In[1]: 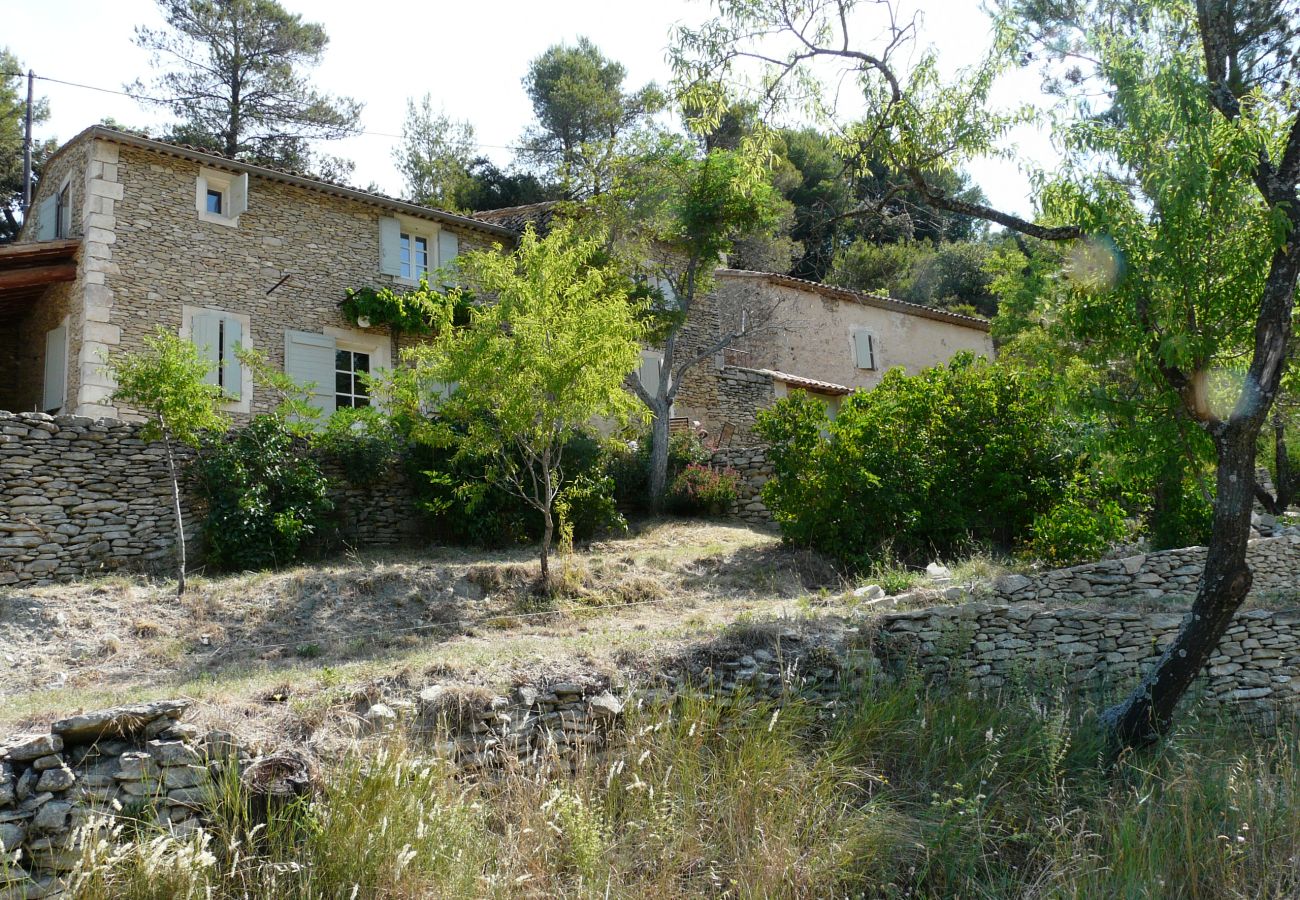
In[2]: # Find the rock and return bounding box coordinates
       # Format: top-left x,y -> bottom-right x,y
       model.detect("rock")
942,586 -> 966,602
14,769 -> 36,802
30,801 -> 72,833
994,573 -> 1032,594
926,562 -> 952,581
515,685 -> 538,707
3,735 -> 62,763
162,766 -> 207,790
114,752 -> 159,781
363,704 -> 398,732
0,822 -> 23,852
51,699 -> 189,745
853,584 -> 885,600
34,767 -> 74,793
30,756 -> 62,773
147,740 -> 200,767
587,692 -> 623,720
200,731 -> 239,762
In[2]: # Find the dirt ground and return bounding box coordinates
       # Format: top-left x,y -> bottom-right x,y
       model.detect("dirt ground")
0,521 -> 854,738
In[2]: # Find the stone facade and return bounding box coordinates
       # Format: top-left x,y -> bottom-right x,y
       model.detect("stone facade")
675,271 -> 995,438
8,126 -> 514,422
0,411 -> 420,587
991,535 -> 1300,604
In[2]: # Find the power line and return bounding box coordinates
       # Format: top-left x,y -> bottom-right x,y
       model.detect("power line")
2,69 -> 532,153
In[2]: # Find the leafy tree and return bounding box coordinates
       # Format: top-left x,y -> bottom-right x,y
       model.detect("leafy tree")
605,139 -> 787,508
130,0 -> 362,176
520,37 -> 662,197
393,95 -> 476,210
0,50 -> 56,242
830,238 -> 997,316
676,0 -> 1300,747
400,222 -> 643,583
108,328 -> 229,595
455,157 -> 557,212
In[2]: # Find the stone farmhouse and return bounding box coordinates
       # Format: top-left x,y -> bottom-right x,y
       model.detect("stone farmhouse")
0,125 -> 516,420
2,127 -> 989,436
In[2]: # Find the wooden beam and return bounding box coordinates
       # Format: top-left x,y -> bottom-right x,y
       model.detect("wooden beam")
0,263 -> 77,291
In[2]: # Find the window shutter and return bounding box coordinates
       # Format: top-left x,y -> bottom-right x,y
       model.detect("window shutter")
43,324 -> 67,412
35,195 -> 57,240
639,350 -> 662,397
284,329 -> 337,417
228,173 -> 249,217
853,331 -> 875,369
190,313 -> 222,386
438,230 -> 459,269
379,217 -> 402,276
221,316 -> 244,400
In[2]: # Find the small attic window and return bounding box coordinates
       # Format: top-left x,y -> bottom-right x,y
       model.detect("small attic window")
196,167 -> 247,226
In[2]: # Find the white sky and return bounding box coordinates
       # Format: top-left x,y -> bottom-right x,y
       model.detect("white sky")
6,0 -> 1055,217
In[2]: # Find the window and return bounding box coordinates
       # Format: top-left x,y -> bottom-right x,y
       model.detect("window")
184,306 -> 249,411
195,167 -> 248,226
400,233 -> 429,280
852,330 -> 877,370
335,349 -> 371,409
55,182 -> 71,238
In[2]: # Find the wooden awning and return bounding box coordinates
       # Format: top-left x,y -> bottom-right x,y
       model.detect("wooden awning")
0,239 -> 81,320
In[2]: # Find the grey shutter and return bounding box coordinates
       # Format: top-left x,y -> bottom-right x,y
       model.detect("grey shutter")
190,313 -> 222,386
42,324 -> 67,412
284,329 -> 337,417
379,217 -> 401,276
221,316 -> 244,400
853,331 -> 875,369
639,351 -> 661,397
35,195 -> 57,240
438,230 -> 459,269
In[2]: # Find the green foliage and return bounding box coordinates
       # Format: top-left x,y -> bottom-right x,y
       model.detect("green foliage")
341,278 -> 468,334
195,416 -> 332,571
830,238 -> 996,316
607,428 -> 712,512
757,355 -> 1096,566
108,328 -> 229,447
392,95 -> 477,210
1,50 -> 56,242
1029,474 -> 1130,565
314,406 -> 401,486
233,345 -> 320,434
667,463 -> 742,516
131,0 -> 362,174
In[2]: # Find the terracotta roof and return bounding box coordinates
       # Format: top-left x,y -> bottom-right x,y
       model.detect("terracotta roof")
717,269 -> 992,332
45,125 -> 518,240
471,201 -> 563,234
743,367 -> 852,396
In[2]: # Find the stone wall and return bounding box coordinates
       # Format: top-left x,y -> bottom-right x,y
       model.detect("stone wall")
0,411 -> 420,587
992,535 -> 1300,604
872,602 -> 1300,711
710,446 -> 773,524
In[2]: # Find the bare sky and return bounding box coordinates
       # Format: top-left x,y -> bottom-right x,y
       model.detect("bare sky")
7,0 -> 1055,217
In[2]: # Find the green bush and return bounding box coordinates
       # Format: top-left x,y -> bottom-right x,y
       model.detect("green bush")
196,415 -> 333,571
1029,475 -> 1129,565
667,463 -> 741,516
756,354 -> 1094,567
313,406 -> 402,485
609,426 -> 713,512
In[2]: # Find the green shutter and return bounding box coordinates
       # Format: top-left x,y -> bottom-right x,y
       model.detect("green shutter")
190,313 -> 222,386
221,316 -> 244,400
284,329 -> 337,417
43,324 -> 67,412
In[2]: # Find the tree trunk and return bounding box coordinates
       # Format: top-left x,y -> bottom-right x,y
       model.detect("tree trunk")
164,435 -> 187,597
648,400 -> 672,512
540,504 -> 553,586
1100,422 -> 1260,747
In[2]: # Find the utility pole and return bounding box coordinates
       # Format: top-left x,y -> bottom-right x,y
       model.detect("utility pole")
22,70 -> 33,216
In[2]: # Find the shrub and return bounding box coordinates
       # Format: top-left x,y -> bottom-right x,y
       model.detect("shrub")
195,416 -> 333,571
756,354 -> 1086,567
1029,475 -> 1129,565
667,463 -> 741,516
610,427 -> 713,512
314,406 -> 402,485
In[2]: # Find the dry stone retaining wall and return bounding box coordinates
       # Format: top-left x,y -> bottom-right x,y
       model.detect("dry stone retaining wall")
710,446 -> 773,524
0,411 -> 420,586
992,534 -> 1300,604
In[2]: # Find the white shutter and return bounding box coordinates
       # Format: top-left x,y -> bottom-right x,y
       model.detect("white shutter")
190,313 -> 222,386
228,172 -> 249,217
853,331 -> 875,369
35,195 -> 57,240
221,316 -> 244,400
639,350 -> 662,397
438,230 -> 459,269
43,324 -> 67,412
284,329 -> 337,417
379,217 -> 402,276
